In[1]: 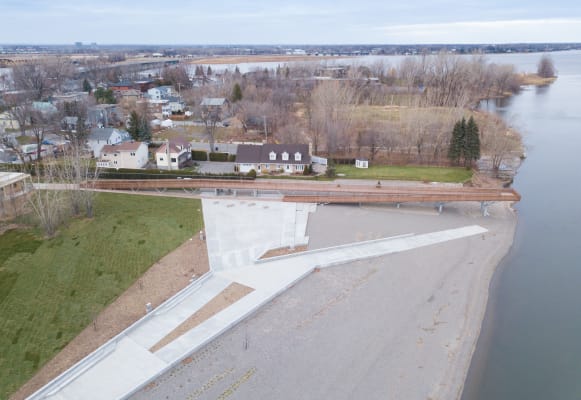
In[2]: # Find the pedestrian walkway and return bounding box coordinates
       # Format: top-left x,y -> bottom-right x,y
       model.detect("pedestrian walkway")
29,199 -> 487,400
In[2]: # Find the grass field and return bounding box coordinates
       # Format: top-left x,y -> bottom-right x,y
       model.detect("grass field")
0,193 -> 203,398
335,164 -> 473,183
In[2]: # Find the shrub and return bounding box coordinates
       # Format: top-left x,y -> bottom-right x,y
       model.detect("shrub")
325,162 -> 336,178
247,169 -> 257,178
228,154 -> 236,162
209,152 -> 229,162
191,150 -> 208,161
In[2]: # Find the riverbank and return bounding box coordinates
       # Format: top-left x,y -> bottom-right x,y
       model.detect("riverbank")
131,201 -> 517,400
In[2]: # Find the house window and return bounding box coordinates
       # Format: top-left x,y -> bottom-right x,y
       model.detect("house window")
130,152 -> 135,156
296,164 -> 304,171
113,160 -> 117,165
295,152 -> 302,161
265,164 -> 270,169
282,151 -> 289,161
103,153 -> 107,157
171,158 -> 177,163
114,153 -> 118,157
159,157 -> 164,161
286,164 -> 290,170
269,151 -> 276,161
277,164 -> 282,169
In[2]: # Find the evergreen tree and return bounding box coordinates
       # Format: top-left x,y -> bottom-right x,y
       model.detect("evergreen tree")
82,78 -> 92,93
94,87 -> 116,104
464,116 -> 481,166
231,83 -> 243,102
128,111 -> 140,141
448,118 -> 465,165
138,114 -> 151,142
206,66 -> 212,76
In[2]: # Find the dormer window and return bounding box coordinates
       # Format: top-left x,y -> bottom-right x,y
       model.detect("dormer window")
269,151 -> 276,161
294,152 -> 302,161
282,151 -> 289,161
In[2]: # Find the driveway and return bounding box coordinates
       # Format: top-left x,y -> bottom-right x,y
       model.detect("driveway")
196,161 -> 235,174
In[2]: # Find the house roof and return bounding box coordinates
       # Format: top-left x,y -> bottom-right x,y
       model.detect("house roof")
157,143 -> 181,154
200,97 -> 227,106
0,172 -> 29,188
101,142 -> 145,154
169,137 -> 190,147
236,144 -> 310,165
89,128 -> 119,141
109,81 -> 134,88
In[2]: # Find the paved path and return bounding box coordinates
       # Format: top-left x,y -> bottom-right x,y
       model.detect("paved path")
28,199 -> 487,400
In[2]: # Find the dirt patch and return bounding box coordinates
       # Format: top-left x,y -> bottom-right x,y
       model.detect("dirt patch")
149,283 -> 254,353
0,223 -> 23,235
11,235 -> 209,400
259,245 -> 308,259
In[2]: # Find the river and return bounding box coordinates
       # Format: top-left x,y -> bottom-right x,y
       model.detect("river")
462,50 -> 581,399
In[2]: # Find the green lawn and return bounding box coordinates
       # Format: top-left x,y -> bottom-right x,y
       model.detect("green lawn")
335,164 -> 473,183
0,193 -> 203,398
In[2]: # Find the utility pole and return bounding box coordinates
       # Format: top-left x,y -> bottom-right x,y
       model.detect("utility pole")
166,138 -> 171,171
263,115 -> 267,143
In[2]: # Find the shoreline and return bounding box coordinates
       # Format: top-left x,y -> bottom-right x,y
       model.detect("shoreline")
449,202 -> 518,399
130,201 -> 518,399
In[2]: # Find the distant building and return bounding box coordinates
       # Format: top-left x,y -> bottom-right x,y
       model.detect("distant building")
147,86 -> 173,100
355,158 -> 369,169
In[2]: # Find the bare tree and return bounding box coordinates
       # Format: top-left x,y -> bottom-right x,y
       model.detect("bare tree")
309,81 -> 358,155
29,107 -> 58,161
480,113 -> 522,173
537,54 -> 556,78
12,63 -> 49,101
199,101 -> 224,152
28,162 -> 67,237
58,100 -> 99,217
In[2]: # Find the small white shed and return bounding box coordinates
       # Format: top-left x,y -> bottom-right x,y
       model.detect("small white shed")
355,158 -> 369,168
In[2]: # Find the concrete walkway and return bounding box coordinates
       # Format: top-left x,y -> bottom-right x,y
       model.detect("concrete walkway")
28,199 -> 487,400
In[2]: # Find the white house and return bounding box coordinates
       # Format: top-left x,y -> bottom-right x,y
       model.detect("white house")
156,138 -> 192,170
236,144 -> 311,174
147,86 -> 173,100
97,142 -> 148,169
87,128 -> 124,157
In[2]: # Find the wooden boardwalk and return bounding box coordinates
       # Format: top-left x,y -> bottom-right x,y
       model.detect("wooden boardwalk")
90,178 -> 521,205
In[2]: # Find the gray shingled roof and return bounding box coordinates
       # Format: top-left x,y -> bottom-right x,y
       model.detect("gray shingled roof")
200,97 -> 227,107
236,144 -> 310,165
89,128 -> 117,141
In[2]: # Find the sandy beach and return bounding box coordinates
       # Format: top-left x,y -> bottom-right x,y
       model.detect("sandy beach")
132,201 -> 516,400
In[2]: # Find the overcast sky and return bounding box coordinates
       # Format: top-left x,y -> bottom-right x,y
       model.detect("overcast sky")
1,0 -> 581,45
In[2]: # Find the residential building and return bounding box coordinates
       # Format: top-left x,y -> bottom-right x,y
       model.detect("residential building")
87,127 -> 124,157
156,138 -> 192,169
200,97 -> 229,113
88,104 -> 121,128
0,172 -> 31,219
148,86 -> 173,100
97,142 -> 148,169
109,82 -> 135,94
236,143 -> 311,174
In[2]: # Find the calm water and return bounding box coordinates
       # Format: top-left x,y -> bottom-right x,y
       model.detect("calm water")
462,51 -> 581,399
